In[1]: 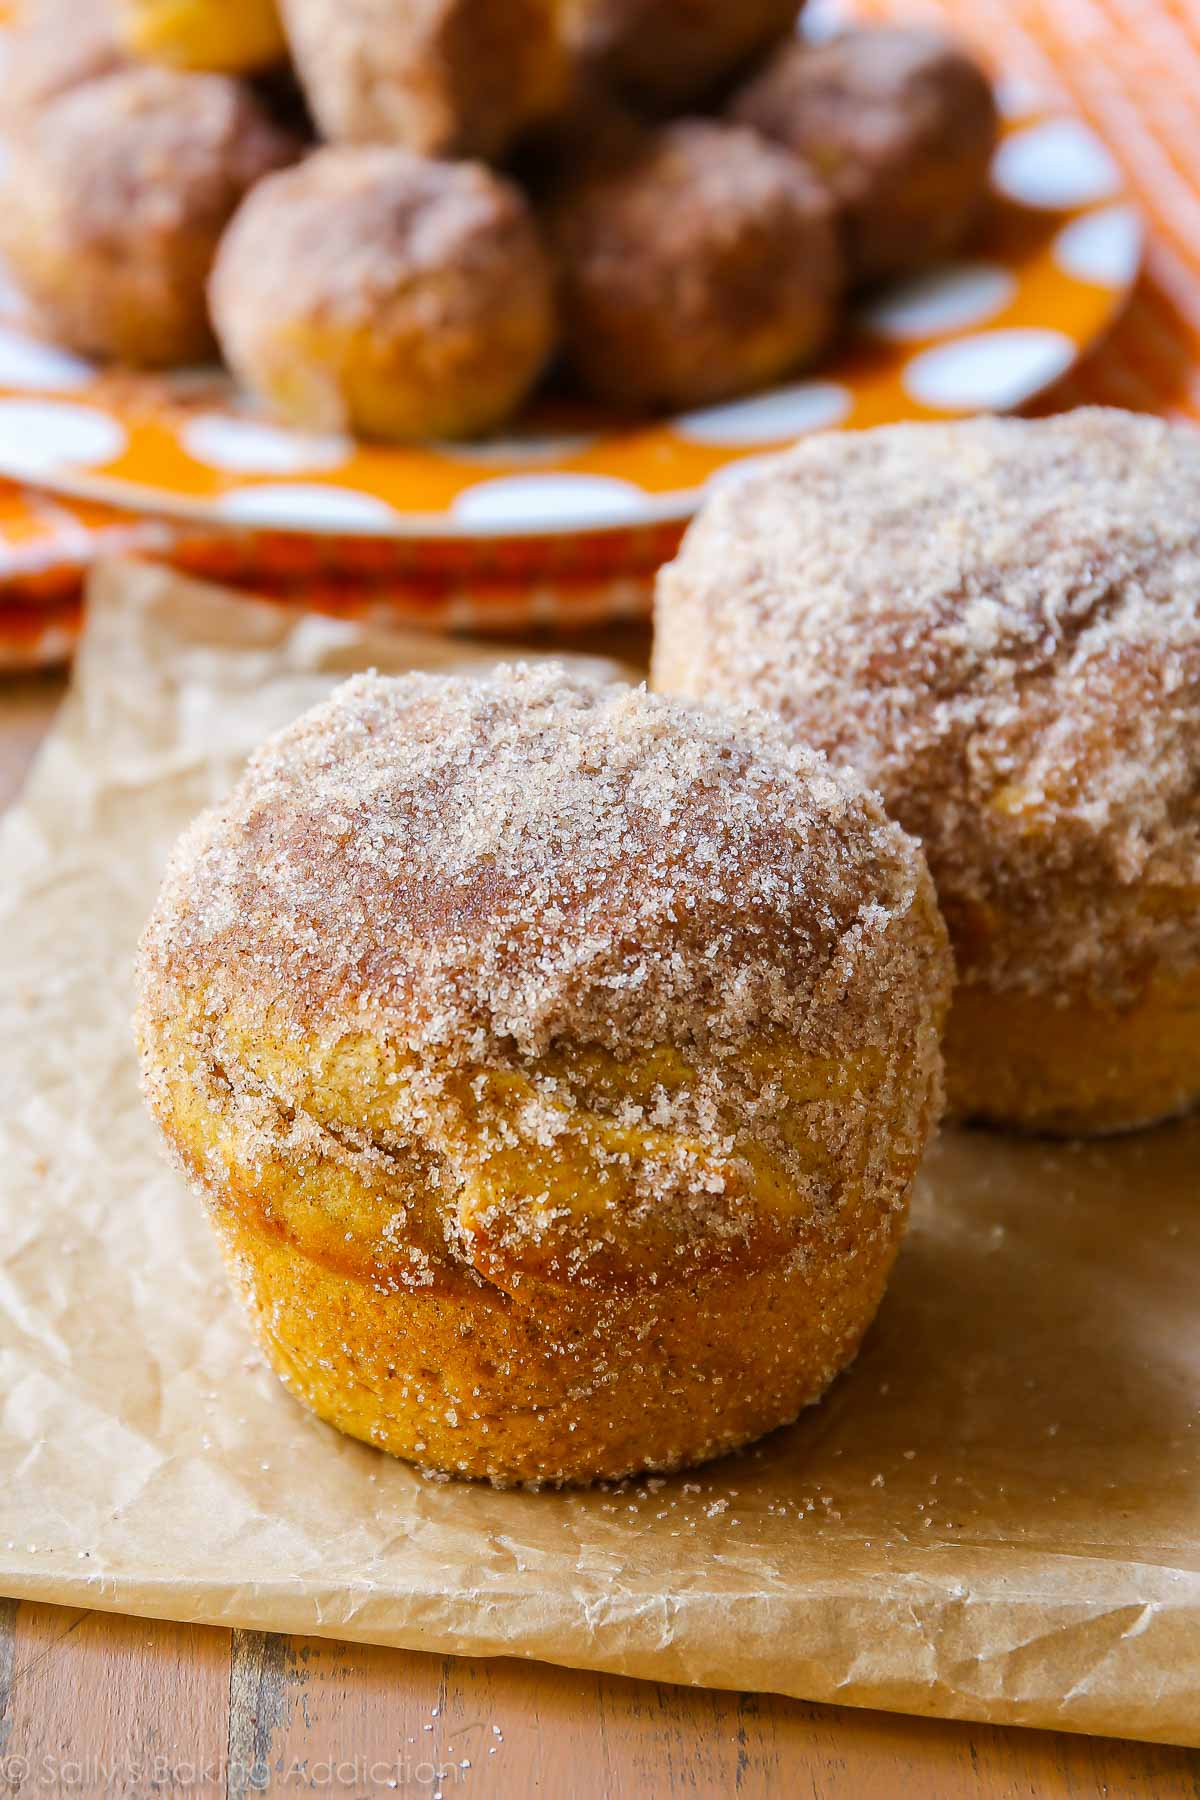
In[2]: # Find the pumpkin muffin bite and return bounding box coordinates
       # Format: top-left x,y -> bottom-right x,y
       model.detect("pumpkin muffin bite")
547,118 -> 842,411
210,145 -> 557,440
729,27 -> 997,284
564,0 -> 803,112
2,0 -> 127,120
278,0 -> 566,159
0,64 -> 297,365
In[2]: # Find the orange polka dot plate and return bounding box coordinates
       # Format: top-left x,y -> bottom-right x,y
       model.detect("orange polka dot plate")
0,87 -> 1139,544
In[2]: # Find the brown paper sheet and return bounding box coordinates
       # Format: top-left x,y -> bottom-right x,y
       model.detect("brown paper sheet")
2,560 -> 1198,1746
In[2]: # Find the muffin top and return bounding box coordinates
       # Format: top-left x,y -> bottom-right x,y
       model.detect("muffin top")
654,409 -> 1200,992
728,27 -> 997,206
564,0 -> 802,112
2,0 -> 128,118
548,117 -> 837,314
211,144 -> 550,328
138,662 -> 941,1065
7,64 -> 297,244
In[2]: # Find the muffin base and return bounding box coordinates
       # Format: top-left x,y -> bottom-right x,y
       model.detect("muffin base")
207,1175 -> 908,1487
945,965 -> 1200,1137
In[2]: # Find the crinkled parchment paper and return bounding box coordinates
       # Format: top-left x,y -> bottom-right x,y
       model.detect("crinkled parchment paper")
2,561 -> 1198,1746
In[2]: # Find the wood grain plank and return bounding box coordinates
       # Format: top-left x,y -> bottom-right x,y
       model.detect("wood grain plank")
227,1632 -> 297,1800
3,1602 -> 230,1797
216,1628 -> 1200,1800
0,1598 -> 17,1761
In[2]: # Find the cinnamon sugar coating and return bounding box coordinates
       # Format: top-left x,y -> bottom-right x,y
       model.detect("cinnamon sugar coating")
140,664 -> 942,1068
278,0 -> 565,160
0,64 -> 297,365
210,146 -> 556,439
729,27 -> 997,284
2,0 -> 127,119
654,410 -> 1200,1010
136,666 -> 950,1482
563,0 -> 803,112
547,119 -> 841,411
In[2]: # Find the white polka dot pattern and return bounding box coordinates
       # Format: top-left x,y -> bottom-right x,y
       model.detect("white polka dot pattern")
215,484 -> 398,529
862,265 -> 1017,341
675,383 -> 851,445
0,400 -> 126,476
181,414 -> 350,474
904,328 -> 1076,410
0,328 -> 93,392
992,118 -> 1122,209
1054,206 -> 1143,288
451,474 -> 650,530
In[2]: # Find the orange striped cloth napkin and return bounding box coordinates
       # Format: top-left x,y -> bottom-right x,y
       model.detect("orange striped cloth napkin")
860,0 -> 1200,416
2,0 -> 1199,666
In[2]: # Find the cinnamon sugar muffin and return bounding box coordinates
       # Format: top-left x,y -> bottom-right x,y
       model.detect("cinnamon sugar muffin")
2,0 -> 127,120
116,0 -> 287,73
278,0 -> 565,159
564,0 -> 802,112
729,27 -> 997,284
0,65 -> 296,365
210,146 -> 557,440
654,410 -> 1200,1136
135,665 -> 950,1485
547,119 -> 841,411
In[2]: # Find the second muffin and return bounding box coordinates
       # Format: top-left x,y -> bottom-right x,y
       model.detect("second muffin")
654,410 -> 1200,1136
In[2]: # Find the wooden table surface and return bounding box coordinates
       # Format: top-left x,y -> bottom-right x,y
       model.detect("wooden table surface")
2,668 -> 1197,1800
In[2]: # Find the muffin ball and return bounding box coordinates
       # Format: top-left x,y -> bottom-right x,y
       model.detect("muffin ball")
729,27 -> 998,284
564,0 -> 802,112
654,411 -> 1200,1137
2,0 -> 126,119
548,119 -> 841,411
136,664 -> 950,1486
115,0 -> 287,73
278,0 -> 565,159
210,146 -> 557,440
0,65 -> 297,366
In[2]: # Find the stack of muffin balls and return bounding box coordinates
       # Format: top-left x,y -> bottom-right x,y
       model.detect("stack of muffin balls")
1,0 -> 997,437
137,406 -> 1200,1489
